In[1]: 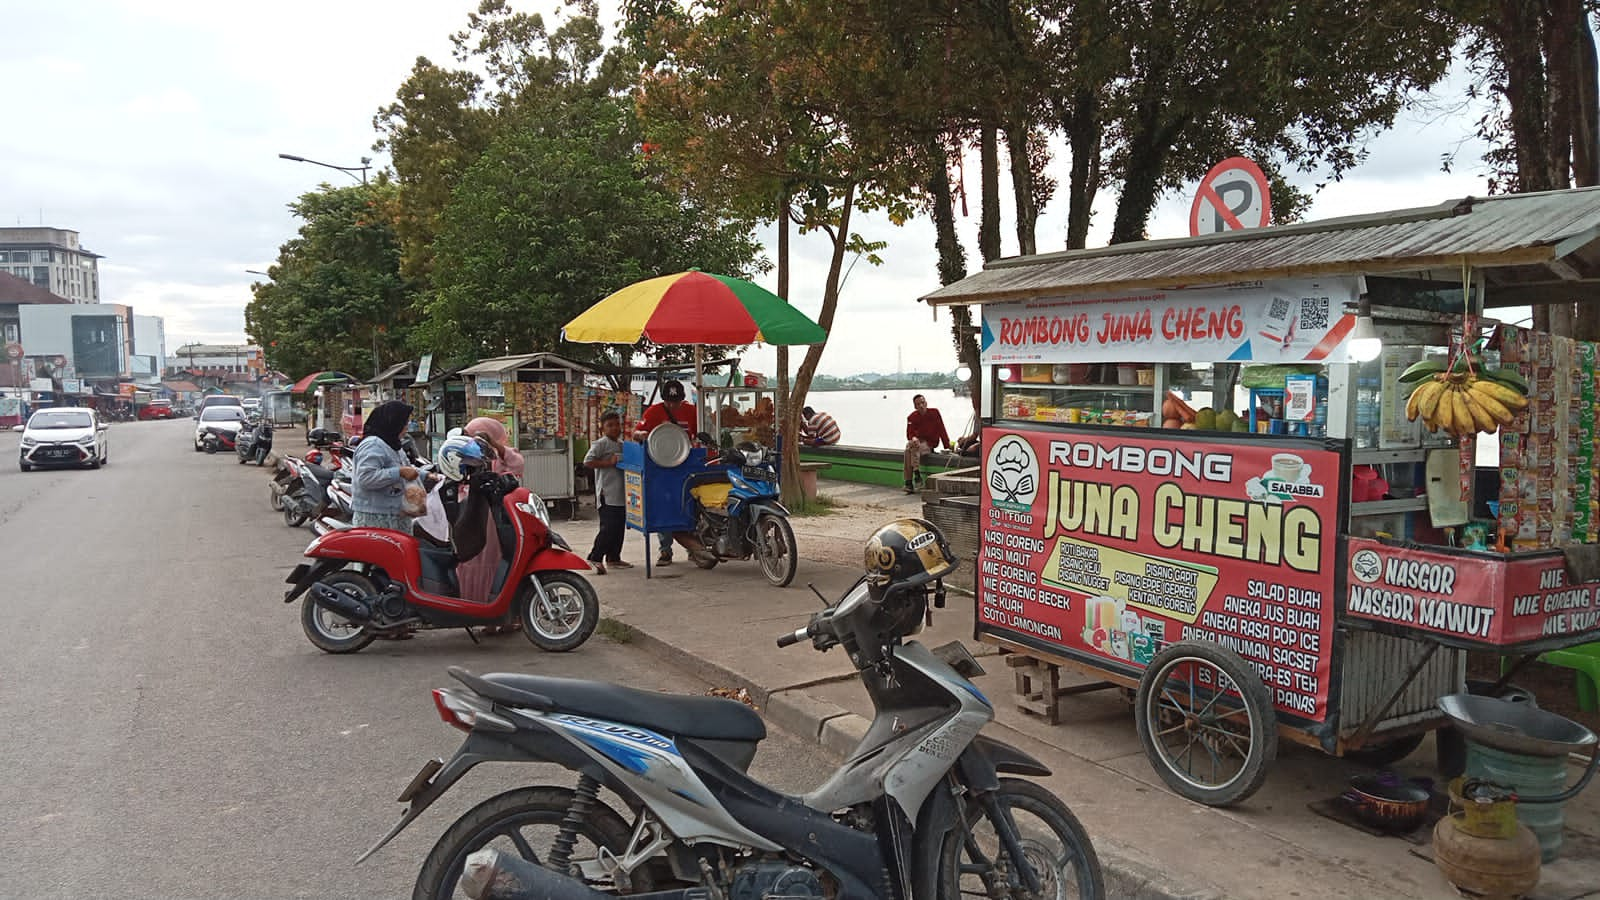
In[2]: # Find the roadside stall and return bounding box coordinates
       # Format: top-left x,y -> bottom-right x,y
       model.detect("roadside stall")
459,353 -> 637,509
562,270 -> 826,582
367,361 -> 428,453
289,371 -> 358,437
921,188 -> 1600,809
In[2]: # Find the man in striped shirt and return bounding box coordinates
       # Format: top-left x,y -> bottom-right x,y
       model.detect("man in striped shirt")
801,406 -> 841,446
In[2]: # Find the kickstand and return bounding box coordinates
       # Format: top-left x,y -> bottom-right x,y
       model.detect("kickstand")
464,628 -> 481,646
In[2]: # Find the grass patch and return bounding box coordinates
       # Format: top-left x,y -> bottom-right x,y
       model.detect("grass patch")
596,618 -> 637,644
790,493 -> 840,517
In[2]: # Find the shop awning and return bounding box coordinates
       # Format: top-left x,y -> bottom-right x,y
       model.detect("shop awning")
922,186 -> 1600,308
290,370 -> 357,394
367,361 -> 415,385
458,353 -> 595,377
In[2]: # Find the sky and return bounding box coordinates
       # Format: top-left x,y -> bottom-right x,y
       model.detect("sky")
1,1 -> 1499,377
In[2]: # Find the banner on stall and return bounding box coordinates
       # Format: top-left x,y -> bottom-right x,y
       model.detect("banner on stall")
976,424 -> 1343,725
979,277 -> 1362,365
1345,538 -> 1600,650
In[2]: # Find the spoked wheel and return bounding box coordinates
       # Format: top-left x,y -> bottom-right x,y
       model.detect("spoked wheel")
753,513 -> 797,587
1134,640 -> 1276,806
412,786 -> 648,900
520,572 -> 598,652
299,570 -> 376,654
938,777 -> 1104,899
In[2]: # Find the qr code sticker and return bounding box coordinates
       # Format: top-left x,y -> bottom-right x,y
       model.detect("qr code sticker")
1299,296 -> 1329,330
1267,296 -> 1290,320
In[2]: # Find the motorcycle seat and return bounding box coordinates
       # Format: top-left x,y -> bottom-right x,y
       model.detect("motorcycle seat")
303,464 -> 340,485
477,671 -> 767,743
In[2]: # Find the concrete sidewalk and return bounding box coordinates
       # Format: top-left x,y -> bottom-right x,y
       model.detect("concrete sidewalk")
554,480 -> 1600,900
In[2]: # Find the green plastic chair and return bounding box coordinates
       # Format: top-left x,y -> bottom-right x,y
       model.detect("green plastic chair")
1539,643 -> 1600,712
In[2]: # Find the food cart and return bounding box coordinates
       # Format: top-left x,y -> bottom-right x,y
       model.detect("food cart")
459,353 -> 639,511
921,187 -> 1600,806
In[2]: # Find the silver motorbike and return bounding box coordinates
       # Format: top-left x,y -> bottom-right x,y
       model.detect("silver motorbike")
362,573 -> 1104,899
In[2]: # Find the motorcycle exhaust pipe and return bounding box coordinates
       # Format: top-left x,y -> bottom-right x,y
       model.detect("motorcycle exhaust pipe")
308,582 -> 374,624
460,848 -> 610,900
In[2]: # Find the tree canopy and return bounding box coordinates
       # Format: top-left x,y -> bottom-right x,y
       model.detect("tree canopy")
245,181 -> 414,378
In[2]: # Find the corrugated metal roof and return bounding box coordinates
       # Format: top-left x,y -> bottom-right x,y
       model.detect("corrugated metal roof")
458,352 -> 594,376
923,186 -> 1600,306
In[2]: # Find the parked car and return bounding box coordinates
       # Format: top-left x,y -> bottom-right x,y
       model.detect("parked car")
138,400 -> 176,420
194,395 -> 243,419
19,407 -> 109,471
195,406 -> 248,452
242,397 -> 261,415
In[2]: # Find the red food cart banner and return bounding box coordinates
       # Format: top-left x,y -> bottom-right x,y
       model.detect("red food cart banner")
1344,538 -> 1600,649
977,425 -> 1343,724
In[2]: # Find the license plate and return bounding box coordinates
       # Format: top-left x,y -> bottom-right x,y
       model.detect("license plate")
43,448 -> 73,458
398,758 -> 444,802
285,563 -> 310,585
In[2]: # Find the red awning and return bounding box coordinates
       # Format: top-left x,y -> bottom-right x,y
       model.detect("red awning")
289,371 -> 356,394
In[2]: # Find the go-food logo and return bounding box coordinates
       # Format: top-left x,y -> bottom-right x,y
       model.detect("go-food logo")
986,435 -> 1039,512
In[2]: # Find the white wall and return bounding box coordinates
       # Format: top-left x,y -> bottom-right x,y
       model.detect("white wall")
16,305 -> 74,356
133,315 -> 166,375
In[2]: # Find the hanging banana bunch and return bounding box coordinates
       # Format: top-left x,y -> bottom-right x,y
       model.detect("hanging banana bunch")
1401,357 -> 1529,438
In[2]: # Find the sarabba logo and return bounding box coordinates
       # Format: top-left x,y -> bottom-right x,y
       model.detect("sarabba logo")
986,435 -> 1039,512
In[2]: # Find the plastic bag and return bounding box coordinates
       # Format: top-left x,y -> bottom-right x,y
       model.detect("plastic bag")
414,480 -> 449,540
401,476 -> 429,517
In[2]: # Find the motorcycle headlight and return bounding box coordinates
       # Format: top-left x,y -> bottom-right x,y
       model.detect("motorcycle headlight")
516,495 -> 551,526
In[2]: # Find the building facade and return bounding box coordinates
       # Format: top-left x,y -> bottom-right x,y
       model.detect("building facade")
168,343 -> 263,375
0,227 -> 101,303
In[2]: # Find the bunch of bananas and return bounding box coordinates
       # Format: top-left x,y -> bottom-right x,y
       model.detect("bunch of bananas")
1401,359 -> 1529,438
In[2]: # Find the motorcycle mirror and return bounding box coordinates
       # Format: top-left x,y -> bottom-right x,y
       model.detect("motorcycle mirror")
807,583 -> 828,607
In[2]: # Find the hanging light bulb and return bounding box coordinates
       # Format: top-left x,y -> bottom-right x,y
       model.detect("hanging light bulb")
1347,297 -> 1382,363
956,365 -> 972,381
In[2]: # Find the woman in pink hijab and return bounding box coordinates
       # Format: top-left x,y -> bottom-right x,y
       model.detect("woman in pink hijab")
457,417 -> 524,634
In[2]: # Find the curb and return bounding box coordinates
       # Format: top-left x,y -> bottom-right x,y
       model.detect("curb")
613,611 -> 1207,900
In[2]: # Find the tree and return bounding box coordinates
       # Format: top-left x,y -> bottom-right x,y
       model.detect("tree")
634,0 -> 923,505
245,181 -> 415,377
1449,0 -> 1600,335
422,95 -> 765,366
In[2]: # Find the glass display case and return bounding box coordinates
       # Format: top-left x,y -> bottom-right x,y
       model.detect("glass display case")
995,362 -> 1164,427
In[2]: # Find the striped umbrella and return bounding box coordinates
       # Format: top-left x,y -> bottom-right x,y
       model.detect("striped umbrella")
561,271 -> 825,346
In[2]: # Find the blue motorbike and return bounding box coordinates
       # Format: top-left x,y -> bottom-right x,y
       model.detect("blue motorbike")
685,441 -> 798,586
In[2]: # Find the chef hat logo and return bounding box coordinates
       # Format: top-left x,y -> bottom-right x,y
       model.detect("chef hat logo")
986,435 -> 1038,509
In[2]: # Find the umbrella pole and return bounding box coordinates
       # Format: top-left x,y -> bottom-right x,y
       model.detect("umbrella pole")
694,344 -> 705,440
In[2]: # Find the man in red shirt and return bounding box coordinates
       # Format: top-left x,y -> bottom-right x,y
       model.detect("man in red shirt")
904,393 -> 950,492
633,379 -> 698,439
631,380 -> 706,566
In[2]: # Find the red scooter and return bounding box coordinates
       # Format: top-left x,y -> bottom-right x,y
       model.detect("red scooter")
283,477 -> 598,653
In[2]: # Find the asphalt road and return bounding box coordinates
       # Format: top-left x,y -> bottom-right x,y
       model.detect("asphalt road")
0,419 -> 836,899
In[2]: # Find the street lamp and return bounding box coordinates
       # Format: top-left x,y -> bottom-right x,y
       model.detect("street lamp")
278,152 -> 371,184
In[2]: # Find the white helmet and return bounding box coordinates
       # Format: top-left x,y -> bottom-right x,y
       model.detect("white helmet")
436,434 -> 488,482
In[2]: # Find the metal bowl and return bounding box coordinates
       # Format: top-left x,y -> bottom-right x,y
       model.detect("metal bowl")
1344,775 -> 1431,833
1439,693 -> 1598,758
646,423 -> 691,468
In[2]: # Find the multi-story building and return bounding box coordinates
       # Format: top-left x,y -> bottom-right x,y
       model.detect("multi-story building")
168,343 -> 263,375
0,227 -> 101,303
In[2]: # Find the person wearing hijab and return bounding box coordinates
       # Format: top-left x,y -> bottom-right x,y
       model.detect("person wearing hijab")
457,417 -> 525,634
465,416 -> 525,478
351,399 -> 418,533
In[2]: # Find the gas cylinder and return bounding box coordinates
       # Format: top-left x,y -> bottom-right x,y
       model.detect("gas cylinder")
1432,779 -> 1541,899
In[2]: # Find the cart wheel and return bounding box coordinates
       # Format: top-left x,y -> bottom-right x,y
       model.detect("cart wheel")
1344,733 -> 1427,767
1135,639 -> 1276,807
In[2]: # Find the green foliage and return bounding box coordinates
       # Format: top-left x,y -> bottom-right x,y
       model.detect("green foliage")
421,94 -> 766,363
245,181 -> 415,378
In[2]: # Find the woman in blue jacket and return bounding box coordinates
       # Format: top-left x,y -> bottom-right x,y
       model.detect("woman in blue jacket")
352,400 -> 418,533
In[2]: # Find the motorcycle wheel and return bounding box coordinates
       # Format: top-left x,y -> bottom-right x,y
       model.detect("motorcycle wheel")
412,786 -> 649,900
299,571 -> 377,654
754,513 -> 798,587
519,572 -> 598,653
237,449 -> 248,464
204,441 -> 217,454
269,484 -> 285,511
938,777 -> 1105,900
284,503 -> 309,527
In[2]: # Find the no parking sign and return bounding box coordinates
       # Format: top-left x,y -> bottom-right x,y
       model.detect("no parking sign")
1189,157 -> 1272,236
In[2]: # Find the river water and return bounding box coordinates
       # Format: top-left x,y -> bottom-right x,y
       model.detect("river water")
787,388 -> 972,450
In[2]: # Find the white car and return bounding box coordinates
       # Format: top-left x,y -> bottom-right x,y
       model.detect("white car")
19,407 -> 109,471
195,405 -> 248,451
